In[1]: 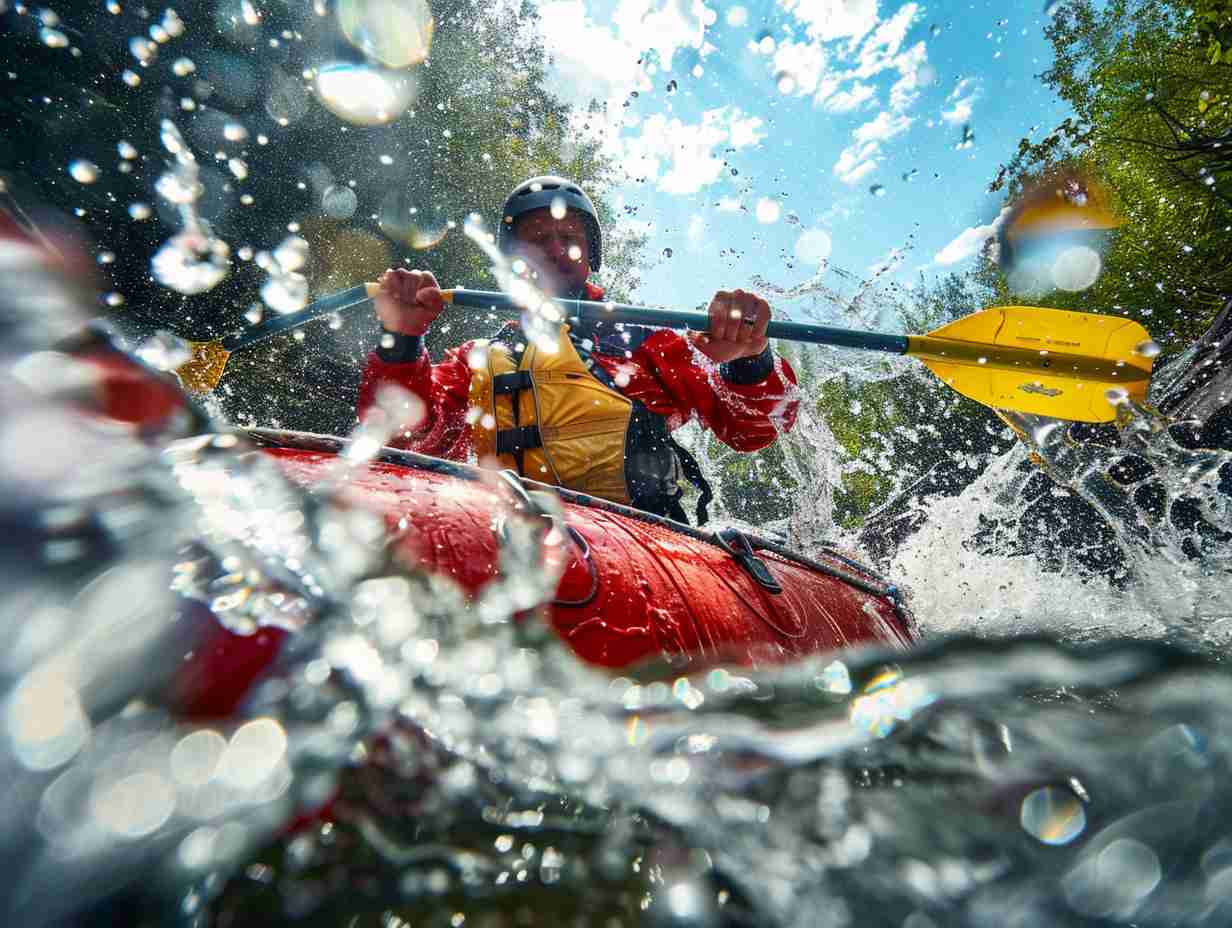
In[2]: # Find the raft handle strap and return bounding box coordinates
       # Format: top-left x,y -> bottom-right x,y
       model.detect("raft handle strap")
552,526 -> 600,608
495,470 -> 599,608
714,528 -> 783,595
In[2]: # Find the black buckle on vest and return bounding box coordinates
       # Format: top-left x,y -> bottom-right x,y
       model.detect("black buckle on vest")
493,371 -> 534,395
496,425 -> 543,456
715,528 -> 782,594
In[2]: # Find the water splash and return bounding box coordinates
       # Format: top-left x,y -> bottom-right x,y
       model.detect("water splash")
150,120 -> 232,295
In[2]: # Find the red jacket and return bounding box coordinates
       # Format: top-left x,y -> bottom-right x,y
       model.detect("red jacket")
357,282 -> 800,461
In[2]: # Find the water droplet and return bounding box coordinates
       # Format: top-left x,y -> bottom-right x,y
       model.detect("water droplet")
1021,787 -> 1086,844
322,185 -> 358,219
315,63 -> 417,126
273,236 -> 309,272
128,202 -> 152,220
40,26 -> 68,47
228,157 -> 248,180
136,330 -> 192,369
776,72 -> 795,94
870,184 -> 886,197
68,160 -> 99,184
152,230 -> 231,294
662,247 -> 673,258
755,198 -> 781,224
567,244 -> 582,262
794,228 -> 832,264
665,79 -> 677,94
930,23 -> 942,36
549,195 -> 567,220
97,251 -> 116,265
337,0 -> 434,68
172,57 -> 195,76
1051,245 -> 1102,292
104,292 -> 125,307
223,122 -> 248,142
121,69 -> 141,87
1134,339 -> 1161,358
129,36 -> 157,64
977,356 -> 988,365
117,140 -> 138,160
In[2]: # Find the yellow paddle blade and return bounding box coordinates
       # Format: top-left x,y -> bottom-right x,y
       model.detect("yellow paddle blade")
908,305 -> 1155,423
176,339 -> 232,394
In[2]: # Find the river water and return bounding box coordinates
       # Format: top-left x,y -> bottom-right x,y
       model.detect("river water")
2,225 -> 1231,928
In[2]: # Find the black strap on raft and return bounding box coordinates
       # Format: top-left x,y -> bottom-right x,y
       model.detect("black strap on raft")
715,528 -> 783,594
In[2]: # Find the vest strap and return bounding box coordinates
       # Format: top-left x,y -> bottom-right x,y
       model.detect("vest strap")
493,371 -> 534,395
668,436 -> 714,526
496,425 -> 543,455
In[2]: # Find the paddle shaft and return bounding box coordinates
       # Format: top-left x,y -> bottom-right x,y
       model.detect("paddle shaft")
445,289 -> 911,354
218,286 -> 1142,385
223,283 -> 910,354
220,282 -> 377,351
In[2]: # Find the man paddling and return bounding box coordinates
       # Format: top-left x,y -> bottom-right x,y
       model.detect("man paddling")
358,175 -> 800,524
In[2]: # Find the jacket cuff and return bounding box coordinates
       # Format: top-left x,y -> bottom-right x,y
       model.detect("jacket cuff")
721,346 -> 774,385
376,331 -> 424,364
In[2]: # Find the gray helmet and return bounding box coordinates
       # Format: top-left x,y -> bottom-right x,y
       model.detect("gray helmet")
497,176 -> 602,272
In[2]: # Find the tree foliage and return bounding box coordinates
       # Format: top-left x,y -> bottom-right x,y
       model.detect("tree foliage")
0,0 -> 644,435
989,0 -> 1232,351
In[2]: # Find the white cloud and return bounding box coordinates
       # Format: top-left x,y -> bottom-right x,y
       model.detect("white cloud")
822,81 -> 877,113
615,106 -> 766,195
934,207 -> 1010,265
887,41 -> 933,112
727,110 -> 766,148
779,0 -> 879,44
853,110 -> 913,144
771,38 -> 829,96
536,0 -> 645,109
833,141 -> 880,184
833,111 -> 912,184
851,2 -> 919,78
610,0 -> 712,71
941,77 -> 981,125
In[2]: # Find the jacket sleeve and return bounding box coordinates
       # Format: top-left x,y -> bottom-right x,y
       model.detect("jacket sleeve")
629,330 -> 800,452
356,336 -> 475,460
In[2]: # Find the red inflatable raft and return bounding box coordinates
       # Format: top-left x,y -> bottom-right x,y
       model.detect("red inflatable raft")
175,429 -> 918,715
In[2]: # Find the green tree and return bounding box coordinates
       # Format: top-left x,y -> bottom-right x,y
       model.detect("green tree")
989,0 -> 1231,351
0,0 -> 643,437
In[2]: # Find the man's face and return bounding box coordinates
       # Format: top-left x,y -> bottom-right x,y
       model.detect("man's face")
510,208 -> 590,297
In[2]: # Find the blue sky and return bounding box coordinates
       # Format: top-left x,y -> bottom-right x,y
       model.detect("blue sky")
530,0 -> 1074,322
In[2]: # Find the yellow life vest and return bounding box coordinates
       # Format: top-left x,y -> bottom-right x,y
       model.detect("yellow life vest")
468,324 -> 635,504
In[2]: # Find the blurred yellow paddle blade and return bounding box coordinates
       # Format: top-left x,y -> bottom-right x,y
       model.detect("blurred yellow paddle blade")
908,306 -> 1154,423
177,340 -> 232,394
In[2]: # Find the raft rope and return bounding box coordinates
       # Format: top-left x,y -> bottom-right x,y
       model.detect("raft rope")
240,429 -> 913,628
